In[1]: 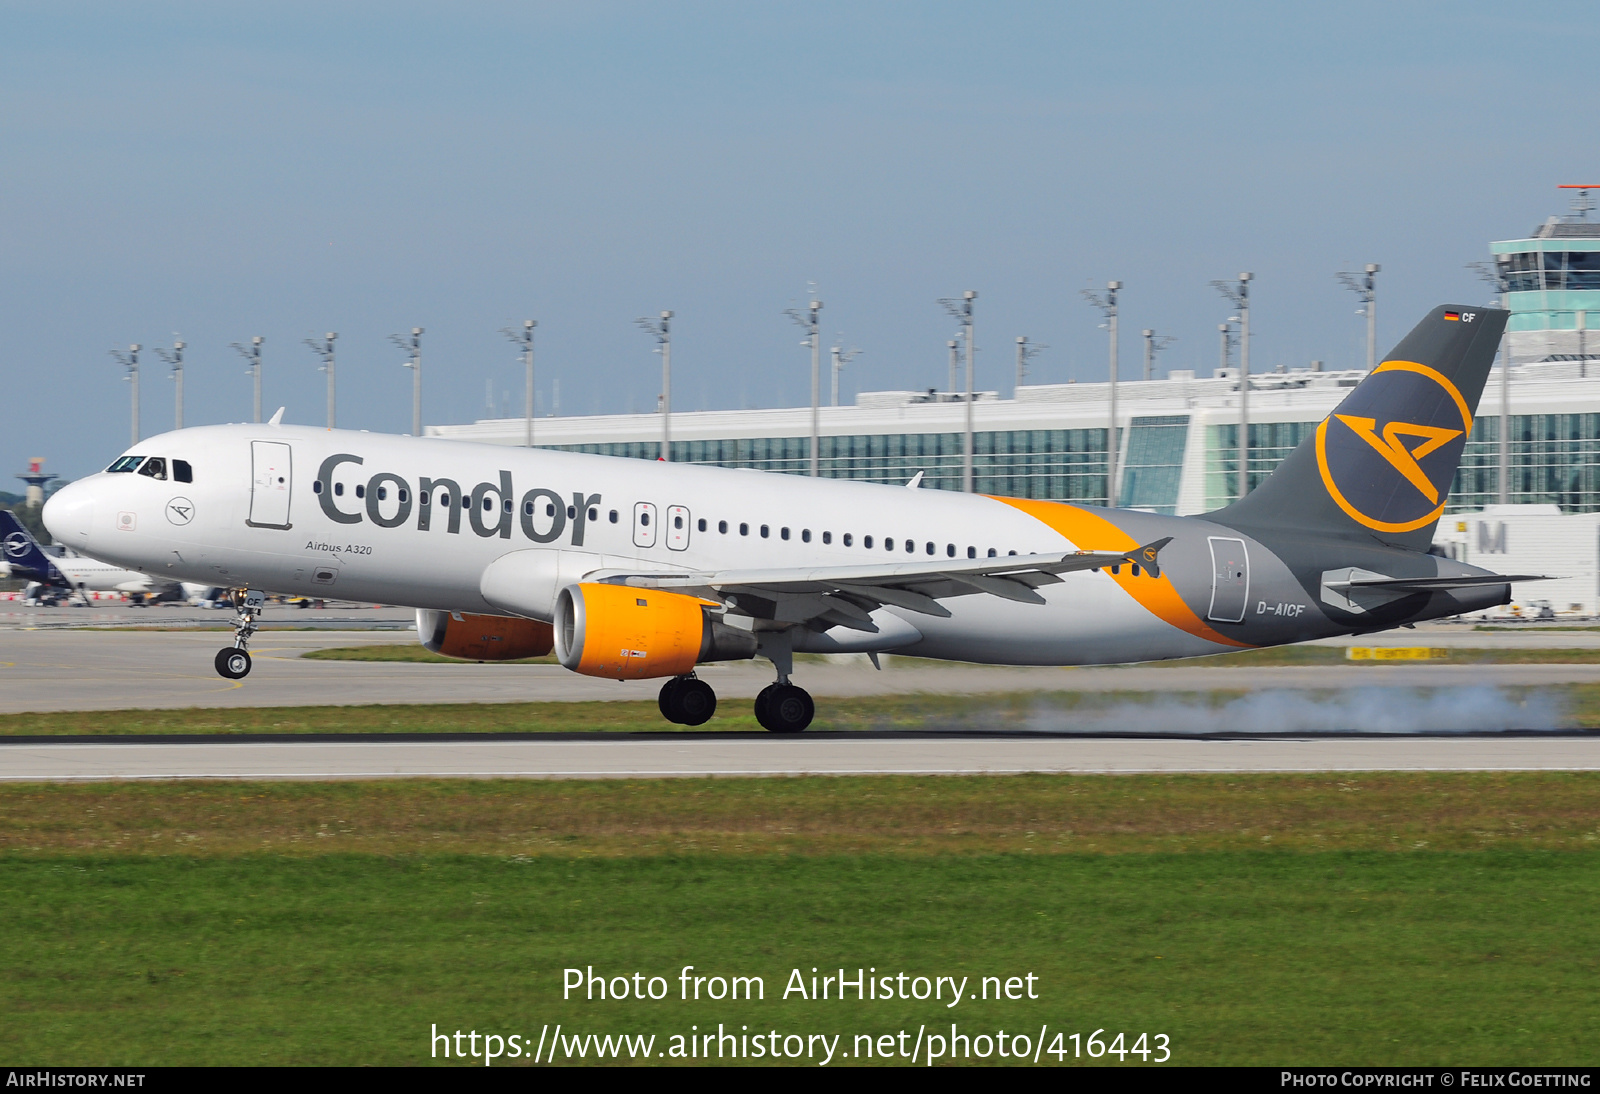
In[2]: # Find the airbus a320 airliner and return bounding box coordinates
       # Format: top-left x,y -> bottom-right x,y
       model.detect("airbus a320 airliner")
44,305 -> 1537,731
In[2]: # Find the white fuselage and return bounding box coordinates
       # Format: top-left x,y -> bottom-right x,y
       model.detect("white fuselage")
42,423 -> 1267,665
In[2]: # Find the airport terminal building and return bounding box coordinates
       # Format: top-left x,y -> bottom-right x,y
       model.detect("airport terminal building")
430,204 -> 1600,612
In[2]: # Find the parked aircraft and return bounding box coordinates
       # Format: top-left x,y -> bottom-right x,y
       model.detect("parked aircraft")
43,305 -> 1537,729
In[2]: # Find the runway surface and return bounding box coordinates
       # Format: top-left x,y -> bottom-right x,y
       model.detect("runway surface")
7,629 -> 1600,713
4,733 -> 1598,781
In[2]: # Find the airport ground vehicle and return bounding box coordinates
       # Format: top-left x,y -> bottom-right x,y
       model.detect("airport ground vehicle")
44,306 -> 1539,730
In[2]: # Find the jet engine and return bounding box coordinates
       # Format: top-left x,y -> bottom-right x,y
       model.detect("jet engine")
416,609 -> 554,661
553,582 -> 757,680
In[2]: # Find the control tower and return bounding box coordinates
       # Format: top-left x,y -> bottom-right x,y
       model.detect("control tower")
15,458 -> 57,508
1491,184 -> 1600,366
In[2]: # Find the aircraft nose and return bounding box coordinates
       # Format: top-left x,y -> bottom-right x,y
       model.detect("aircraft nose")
42,480 -> 96,544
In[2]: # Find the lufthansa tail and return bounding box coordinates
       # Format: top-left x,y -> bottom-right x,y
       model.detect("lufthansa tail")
1212,304 -> 1508,552
0,510 -> 65,584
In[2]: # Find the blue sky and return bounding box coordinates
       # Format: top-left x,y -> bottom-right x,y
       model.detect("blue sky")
2,1 -> 1596,480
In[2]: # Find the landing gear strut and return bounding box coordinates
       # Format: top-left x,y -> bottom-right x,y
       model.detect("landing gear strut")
658,674 -> 717,726
753,630 -> 814,732
214,589 -> 265,680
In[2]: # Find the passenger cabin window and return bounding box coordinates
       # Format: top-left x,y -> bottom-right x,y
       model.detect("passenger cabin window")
173,460 -> 193,483
780,527 -> 790,541
760,525 -> 769,538
698,518 -> 707,532
107,456 -> 144,473
137,457 -> 167,481
718,520 -> 728,534
843,533 -> 853,546
863,535 -> 873,548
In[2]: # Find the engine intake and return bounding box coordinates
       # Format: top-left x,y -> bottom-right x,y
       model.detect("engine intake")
553,582 -> 757,680
416,609 -> 554,661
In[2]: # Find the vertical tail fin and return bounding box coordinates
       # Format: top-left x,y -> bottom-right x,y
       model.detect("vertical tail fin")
0,509 -> 63,583
1211,305 -> 1508,551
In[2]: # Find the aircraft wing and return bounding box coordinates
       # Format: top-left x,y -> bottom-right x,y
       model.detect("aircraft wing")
595,538 -> 1171,632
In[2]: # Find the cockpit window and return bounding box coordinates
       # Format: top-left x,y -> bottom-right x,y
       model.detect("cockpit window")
173,459 -> 193,483
107,456 -> 144,473
137,457 -> 167,481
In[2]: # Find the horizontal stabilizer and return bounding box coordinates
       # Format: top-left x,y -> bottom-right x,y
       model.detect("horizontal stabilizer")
1326,574 -> 1549,591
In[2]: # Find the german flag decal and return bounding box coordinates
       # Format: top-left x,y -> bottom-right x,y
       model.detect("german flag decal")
1443,311 -> 1461,321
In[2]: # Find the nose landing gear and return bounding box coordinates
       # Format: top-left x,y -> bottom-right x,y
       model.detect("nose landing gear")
214,589 -> 265,680
658,674 -> 717,726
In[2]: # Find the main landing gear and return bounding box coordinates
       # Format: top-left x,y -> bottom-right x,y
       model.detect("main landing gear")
658,674 -> 718,726
754,682 -> 814,733
214,589 -> 265,680
752,631 -> 813,733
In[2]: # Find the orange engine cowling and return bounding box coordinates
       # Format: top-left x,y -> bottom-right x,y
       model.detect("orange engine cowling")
417,609 -> 554,661
553,583 -> 758,680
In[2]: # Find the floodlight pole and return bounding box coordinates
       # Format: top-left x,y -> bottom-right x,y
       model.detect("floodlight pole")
501,319 -> 537,446
939,292 -> 978,491
230,336 -> 264,424
1337,263 -> 1381,372
390,328 -> 424,436
304,333 -> 337,429
1212,273 -> 1253,497
111,344 -> 141,445
1142,329 -> 1174,381
1015,336 -> 1046,395
155,339 -> 185,430
1469,259 -> 1512,504
1081,282 -> 1122,505
809,301 -> 822,475
830,342 -> 860,408
635,312 -> 673,460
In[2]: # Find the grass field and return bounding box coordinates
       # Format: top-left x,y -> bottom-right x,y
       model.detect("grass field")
3,774 -> 1598,1066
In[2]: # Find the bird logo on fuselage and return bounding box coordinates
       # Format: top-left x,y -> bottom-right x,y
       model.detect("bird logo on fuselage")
1315,360 -> 1473,534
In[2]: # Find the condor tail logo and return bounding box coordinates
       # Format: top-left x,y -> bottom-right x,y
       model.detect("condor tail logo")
1332,417 -> 1462,505
1315,360 -> 1473,534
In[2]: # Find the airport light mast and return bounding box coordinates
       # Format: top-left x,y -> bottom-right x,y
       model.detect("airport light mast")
830,340 -> 860,407
500,319 -> 536,447
230,336 -> 264,424
390,328 -> 424,436
154,339 -> 184,430
1468,258 -> 1513,503
1337,263 -> 1381,372
303,333 -> 337,430
1212,273 -> 1253,497
785,298 -> 824,475
1142,328 -> 1174,381
110,344 -> 141,444
1015,335 -> 1046,395
1081,282 -> 1121,505
939,291 -> 977,491
635,312 -> 673,461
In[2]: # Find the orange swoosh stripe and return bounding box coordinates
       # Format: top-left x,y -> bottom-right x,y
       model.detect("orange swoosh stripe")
992,496 -> 1254,649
